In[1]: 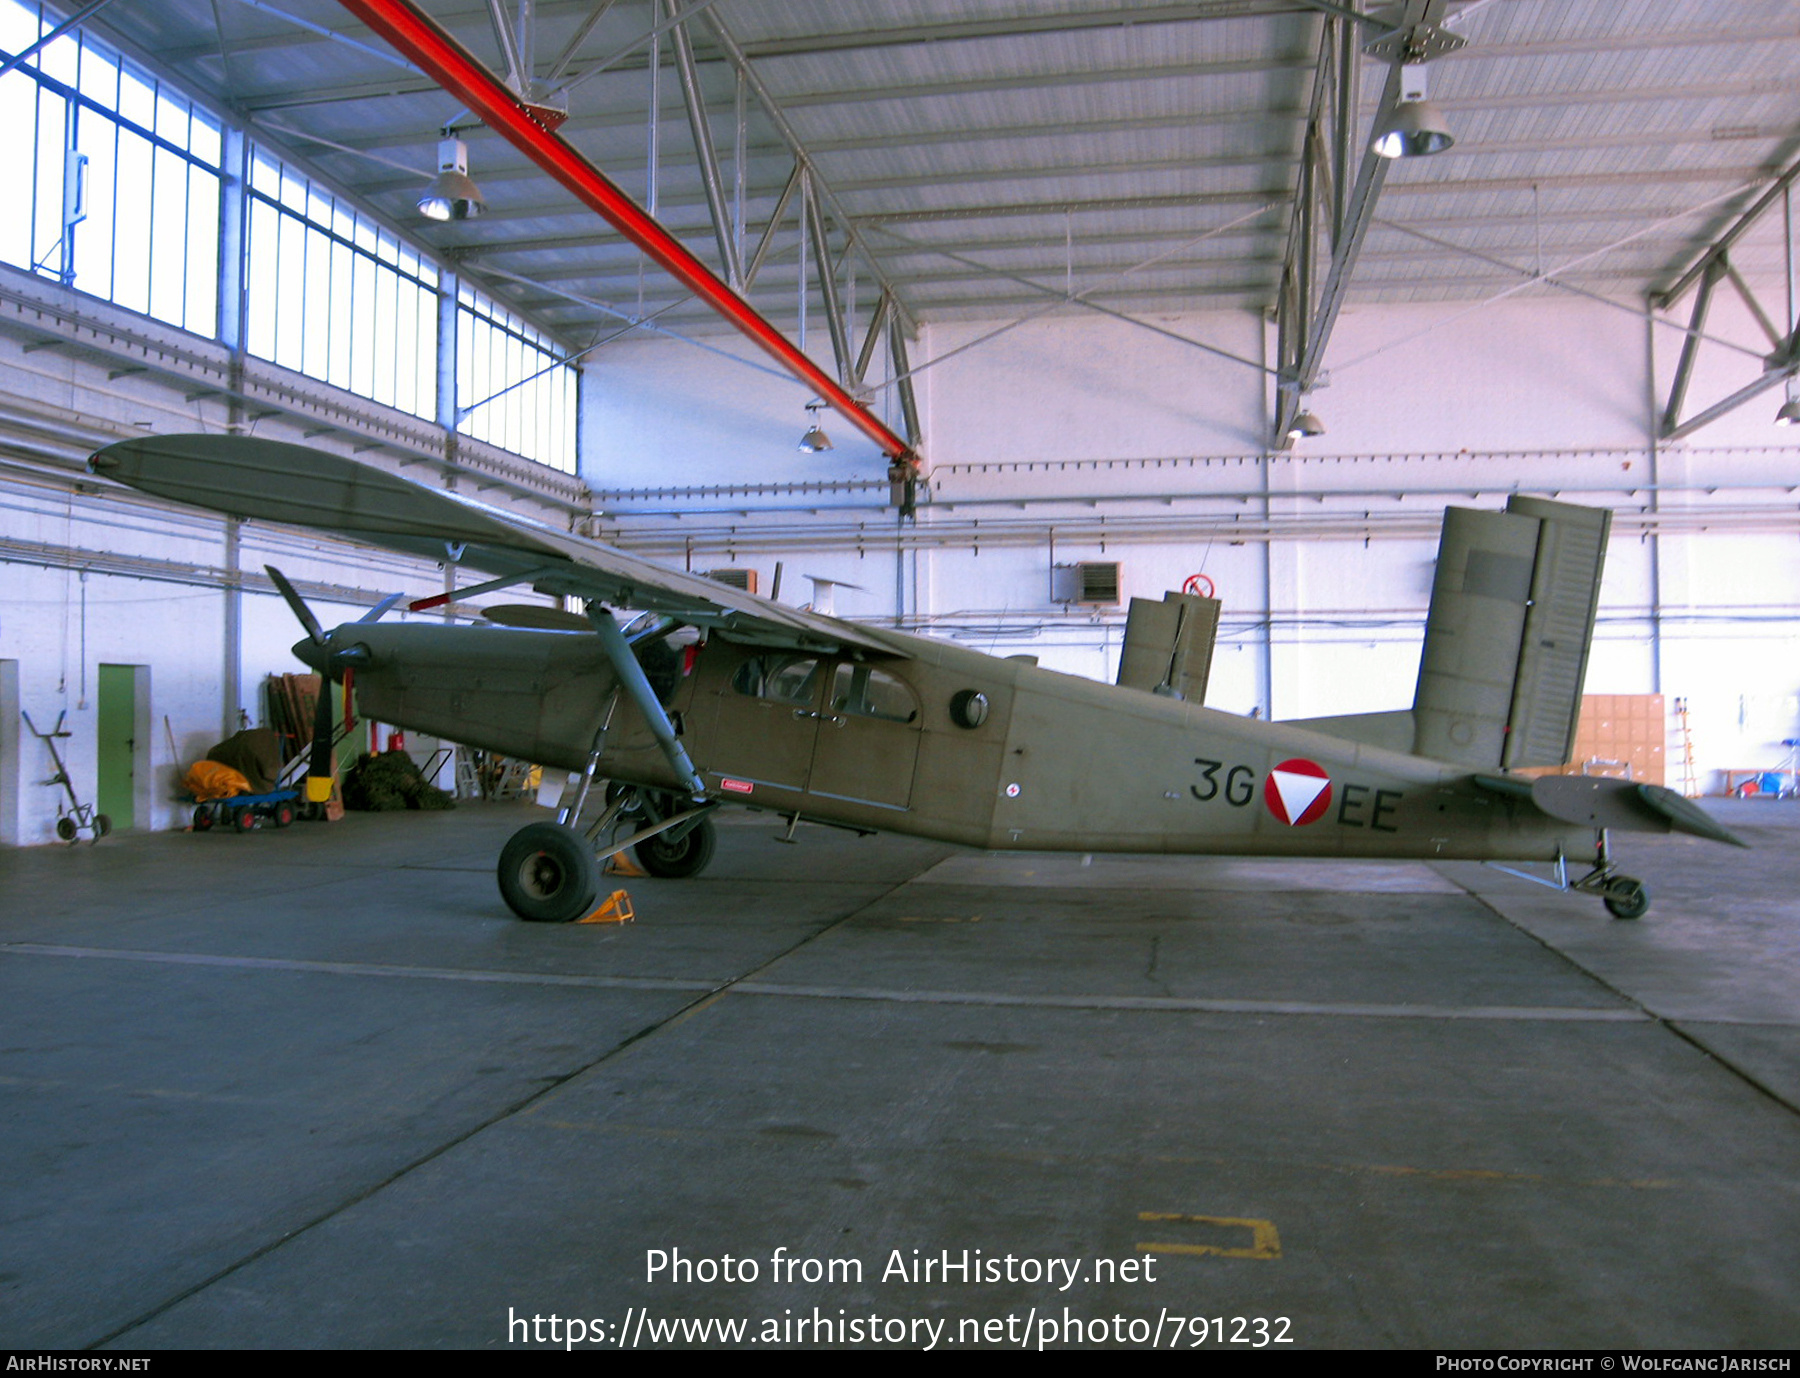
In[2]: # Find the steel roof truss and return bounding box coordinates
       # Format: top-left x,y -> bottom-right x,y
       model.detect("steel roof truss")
663,0 -> 741,287
1656,154 -> 1800,440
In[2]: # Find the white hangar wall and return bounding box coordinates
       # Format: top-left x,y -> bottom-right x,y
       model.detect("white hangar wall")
587,292 -> 1800,792
0,268 -> 585,845
4,276 -> 1798,845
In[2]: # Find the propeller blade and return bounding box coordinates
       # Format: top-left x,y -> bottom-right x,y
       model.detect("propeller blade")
265,566 -> 326,646
306,672 -> 335,804
357,593 -> 405,624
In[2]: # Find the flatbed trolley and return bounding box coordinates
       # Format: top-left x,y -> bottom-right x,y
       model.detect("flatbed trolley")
191,789 -> 302,834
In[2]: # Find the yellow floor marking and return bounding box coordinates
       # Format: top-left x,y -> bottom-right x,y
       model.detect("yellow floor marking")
1136,1212 -> 1281,1261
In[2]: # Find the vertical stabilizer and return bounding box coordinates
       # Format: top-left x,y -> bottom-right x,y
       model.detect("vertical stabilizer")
1412,497 -> 1610,769
1117,592 -> 1220,702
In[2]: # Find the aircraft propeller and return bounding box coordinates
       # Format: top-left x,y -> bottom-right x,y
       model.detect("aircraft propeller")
265,566 -> 374,805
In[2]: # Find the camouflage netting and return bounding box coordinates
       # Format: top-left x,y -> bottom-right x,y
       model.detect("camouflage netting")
342,751 -> 457,812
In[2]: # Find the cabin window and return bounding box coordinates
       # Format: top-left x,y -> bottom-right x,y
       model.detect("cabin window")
829,663 -> 918,724
731,656 -> 822,706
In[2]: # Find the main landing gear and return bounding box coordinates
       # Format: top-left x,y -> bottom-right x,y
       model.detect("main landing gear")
497,784 -> 718,924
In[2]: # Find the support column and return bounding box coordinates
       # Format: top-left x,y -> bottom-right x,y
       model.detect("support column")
0,659 -> 19,845
217,126 -> 249,360
222,518 -> 243,741
1645,298 -> 1665,696
437,269 -> 459,436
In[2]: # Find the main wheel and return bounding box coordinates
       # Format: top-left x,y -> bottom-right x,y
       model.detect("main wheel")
193,805 -> 214,832
55,816 -> 77,842
272,801 -> 296,828
1603,878 -> 1650,920
91,814 -> 112,839
634,816 -> 717,879
231,805 -> 257,834
498,822 -> 600,923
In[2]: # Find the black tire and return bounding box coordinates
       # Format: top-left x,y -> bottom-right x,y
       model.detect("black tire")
635,816 -> 717,879
55,816 -> 77,842
498,822 -> 600,923
92,814 -> 112,839
193,805 -> 214,832
231,805 -> 257,834
301,801 -> 324,822
272,802 -> 296,828
1604,879 -> 1650,920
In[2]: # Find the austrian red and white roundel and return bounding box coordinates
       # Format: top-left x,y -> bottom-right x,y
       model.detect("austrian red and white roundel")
1265,758 -> 1333,826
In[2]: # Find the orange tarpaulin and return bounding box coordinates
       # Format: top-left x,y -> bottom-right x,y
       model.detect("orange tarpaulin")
184,761 -> 252,802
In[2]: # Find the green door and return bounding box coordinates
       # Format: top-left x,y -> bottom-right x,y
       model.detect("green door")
97,664 -> 137,830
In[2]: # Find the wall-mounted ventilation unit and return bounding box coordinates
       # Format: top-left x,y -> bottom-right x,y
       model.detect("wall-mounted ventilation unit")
1051,561 -> 1121,606
706,567 -> 758,594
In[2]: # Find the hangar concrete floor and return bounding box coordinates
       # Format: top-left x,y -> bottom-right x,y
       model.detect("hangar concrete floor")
1,798 -> 1797,1351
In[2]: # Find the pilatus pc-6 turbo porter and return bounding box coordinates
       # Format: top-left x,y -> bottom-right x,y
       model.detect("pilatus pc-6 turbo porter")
92,434 -> 1742,923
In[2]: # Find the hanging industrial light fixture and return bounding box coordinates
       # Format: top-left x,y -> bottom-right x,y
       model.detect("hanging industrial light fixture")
1776,382 -> 1800,427
798,402 -> 833,452
1372,63 -> 1455,159
418,133 -> 486,221
1287,407 -> 1326,441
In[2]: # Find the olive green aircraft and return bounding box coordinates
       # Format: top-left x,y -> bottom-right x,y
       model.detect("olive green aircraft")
91,434 -> 1743,924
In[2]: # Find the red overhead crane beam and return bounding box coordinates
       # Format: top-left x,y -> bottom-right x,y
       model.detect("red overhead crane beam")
336,0 -> 918,469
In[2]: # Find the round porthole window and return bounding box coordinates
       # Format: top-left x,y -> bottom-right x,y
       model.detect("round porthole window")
949,689 -> 989,729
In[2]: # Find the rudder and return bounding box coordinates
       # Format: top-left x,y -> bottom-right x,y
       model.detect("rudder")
1412,496 -> 1610,769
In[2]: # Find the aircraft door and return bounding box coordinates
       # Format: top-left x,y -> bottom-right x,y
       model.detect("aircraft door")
706,653 -> 827,790
807,662 -> 920,810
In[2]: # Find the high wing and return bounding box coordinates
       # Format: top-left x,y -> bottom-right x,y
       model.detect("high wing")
88,434 -> 898,656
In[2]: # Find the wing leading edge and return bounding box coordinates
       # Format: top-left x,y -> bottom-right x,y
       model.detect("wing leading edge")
89,434 -> 897,656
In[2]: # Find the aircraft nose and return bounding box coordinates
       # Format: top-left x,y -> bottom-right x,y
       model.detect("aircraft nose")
294,632 -> 373,677
292,636 -> 326,672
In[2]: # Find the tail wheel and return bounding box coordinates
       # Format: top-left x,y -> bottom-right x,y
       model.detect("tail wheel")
498,822 -> 599,922
231,805 -> 257,834
1603,878 -> 1650,920
193,806 -> 214,832
272,801 -> 296,828
635,816 -> 717,879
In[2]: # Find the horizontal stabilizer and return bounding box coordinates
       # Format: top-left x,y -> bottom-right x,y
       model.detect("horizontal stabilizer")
1473,775 -> 1748,847
1633,783 -> 1750,848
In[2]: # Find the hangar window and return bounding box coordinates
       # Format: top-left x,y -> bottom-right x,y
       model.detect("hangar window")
829,664 -> 918,724
245,149 -> 438,421
456,285 -> 579,474
0,0 -> 221,334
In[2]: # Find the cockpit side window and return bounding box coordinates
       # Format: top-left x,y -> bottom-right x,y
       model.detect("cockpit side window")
731,656 -> 823,706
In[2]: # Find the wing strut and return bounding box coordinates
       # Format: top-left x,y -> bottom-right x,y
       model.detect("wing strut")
587,605 -> 706,800
408,566 -> 563,612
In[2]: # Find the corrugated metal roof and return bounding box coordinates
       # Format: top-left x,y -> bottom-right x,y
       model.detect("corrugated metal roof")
74,0 -> 1800,338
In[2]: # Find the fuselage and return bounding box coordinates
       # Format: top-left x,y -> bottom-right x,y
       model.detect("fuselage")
329,620 -> 1592,865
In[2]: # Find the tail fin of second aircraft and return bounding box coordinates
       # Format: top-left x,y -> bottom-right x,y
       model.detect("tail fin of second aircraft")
1412,496 -> 1610,770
